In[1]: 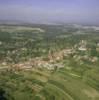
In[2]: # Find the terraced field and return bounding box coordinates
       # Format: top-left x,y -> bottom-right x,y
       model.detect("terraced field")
0,25 -> 99,100
33,68 -> 99,100
0,64 -> 99,100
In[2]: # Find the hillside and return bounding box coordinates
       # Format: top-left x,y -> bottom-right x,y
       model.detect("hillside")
0,24 -> 99,100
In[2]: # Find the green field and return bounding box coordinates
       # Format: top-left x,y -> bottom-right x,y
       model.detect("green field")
0,24 -> 99,100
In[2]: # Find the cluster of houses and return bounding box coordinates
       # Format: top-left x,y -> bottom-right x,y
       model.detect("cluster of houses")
1,40 -> 99,71
12,48 -> 74,71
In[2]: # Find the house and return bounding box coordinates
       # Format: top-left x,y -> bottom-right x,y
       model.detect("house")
78,46 -> 87,51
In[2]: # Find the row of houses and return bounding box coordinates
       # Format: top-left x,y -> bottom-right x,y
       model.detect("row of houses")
12,48 -> 74,70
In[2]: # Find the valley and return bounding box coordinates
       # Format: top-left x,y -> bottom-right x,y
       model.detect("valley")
0,24 -> 99,100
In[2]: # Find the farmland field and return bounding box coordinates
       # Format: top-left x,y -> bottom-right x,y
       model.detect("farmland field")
0,24 -> 99,100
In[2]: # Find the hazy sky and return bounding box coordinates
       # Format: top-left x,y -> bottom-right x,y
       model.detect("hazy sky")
0,0 -> 99,25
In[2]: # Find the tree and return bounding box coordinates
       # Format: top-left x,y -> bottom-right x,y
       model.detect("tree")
0,88 -> 7,100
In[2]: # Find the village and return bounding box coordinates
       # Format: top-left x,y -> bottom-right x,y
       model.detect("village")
1,40 -> 99,72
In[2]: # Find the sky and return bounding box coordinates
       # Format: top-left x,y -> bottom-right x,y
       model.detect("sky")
0,0 -> 99,25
